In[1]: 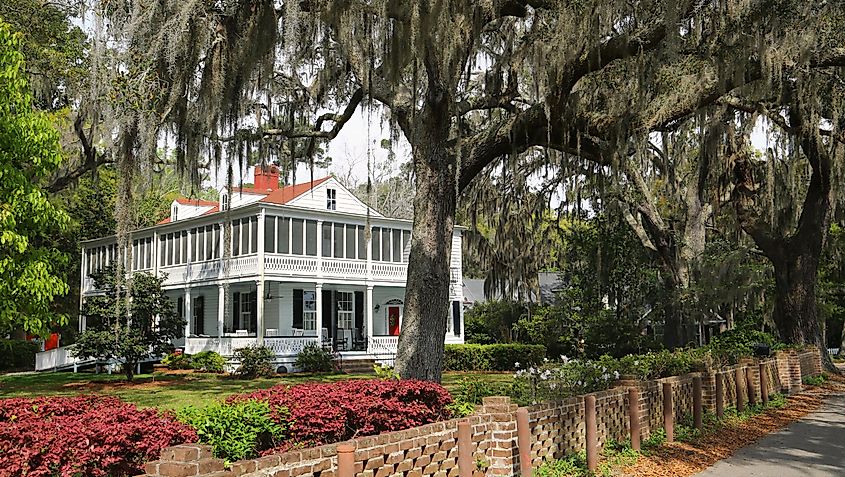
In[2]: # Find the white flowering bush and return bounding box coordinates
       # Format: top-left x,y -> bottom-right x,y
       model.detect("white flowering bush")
514,355 -> 621,403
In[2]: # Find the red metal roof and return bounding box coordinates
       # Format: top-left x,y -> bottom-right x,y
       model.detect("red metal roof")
259,176 -> 332,205
155,177 -> 330,225
175,198 -> 219,207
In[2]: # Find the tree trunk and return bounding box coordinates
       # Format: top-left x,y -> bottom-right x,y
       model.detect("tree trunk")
770,246 -> 835,371
394,105 -> 456,382
124,361 -> 135,381
839,319 -> 845,356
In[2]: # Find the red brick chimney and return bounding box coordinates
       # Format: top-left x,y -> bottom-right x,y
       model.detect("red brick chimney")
253,165 -> 280,191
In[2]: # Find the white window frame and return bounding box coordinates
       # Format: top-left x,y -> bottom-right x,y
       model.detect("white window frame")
303,290 -> 317,331
337,291 -> 353,329
326,188 -> 337,210
239,292 -> 252,331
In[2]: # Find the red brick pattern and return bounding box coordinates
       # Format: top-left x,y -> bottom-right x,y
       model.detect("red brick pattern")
141,350 -> 823,477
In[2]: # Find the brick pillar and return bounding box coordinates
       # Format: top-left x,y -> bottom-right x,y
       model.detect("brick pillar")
775,351 -> 791,393
479,396 -> 518,476
142,444 -> 229,477
787,352 -> 803,395
700,371 -> 717,413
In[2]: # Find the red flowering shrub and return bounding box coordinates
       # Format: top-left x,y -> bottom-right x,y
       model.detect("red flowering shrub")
0,395 -> 196,477
229,379 -> 452,447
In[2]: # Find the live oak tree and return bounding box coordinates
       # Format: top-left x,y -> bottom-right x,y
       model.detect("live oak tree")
73,266 -> 184,381
0,22 -> 70,336
90,0 -> 845,380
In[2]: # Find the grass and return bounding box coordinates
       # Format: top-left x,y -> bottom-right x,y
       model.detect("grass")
0,370 -> 514,410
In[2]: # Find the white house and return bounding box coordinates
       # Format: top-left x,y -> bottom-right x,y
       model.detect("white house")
36,166 -> 464,371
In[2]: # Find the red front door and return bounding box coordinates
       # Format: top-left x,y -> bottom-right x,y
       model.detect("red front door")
388,306 -> 401,336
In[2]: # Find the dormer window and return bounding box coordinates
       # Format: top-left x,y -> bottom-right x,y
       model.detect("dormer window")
326,188 -> 337,210
221,193 -> 229,211
171,205 -> 178,221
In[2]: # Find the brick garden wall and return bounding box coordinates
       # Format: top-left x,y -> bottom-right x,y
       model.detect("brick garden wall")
141,349 -> 822,477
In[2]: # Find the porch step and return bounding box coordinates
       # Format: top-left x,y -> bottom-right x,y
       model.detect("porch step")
335,358 -> 376,375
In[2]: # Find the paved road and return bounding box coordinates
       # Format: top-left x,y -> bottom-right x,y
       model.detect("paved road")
695,393 -> 845,476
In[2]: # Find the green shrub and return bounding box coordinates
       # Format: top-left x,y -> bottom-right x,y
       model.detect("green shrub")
373,363 -> 400,380
0,339 -> 38,371
294,343 -> 334,373
191,351 -> 226,373
616,349 -> 709,380
445,399 -> 475,417
161,352 -> 193,370
803,374 -> 827,386
177,400 -> 287,461
535,453 -> 588,477
708,328 -> 778,364
443,344 -> 546,371
234,346 -> 276,378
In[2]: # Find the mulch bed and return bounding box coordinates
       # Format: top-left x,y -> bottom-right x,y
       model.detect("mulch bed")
621,373 -> 845,477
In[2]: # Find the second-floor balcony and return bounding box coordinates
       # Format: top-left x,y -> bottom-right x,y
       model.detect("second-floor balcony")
82,254 -> 412,293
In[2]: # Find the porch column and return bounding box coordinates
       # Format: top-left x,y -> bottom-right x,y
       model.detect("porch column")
366,285 -> 374,352
317,219 -> 323,278
256,280 -> 265,346
257,209 -> 266,347
315,283 -> 323,345
184,289 -> 192,339
217,284 -> 225,354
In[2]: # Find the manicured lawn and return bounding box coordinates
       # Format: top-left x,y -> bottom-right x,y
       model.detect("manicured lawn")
0,370 -> 514,410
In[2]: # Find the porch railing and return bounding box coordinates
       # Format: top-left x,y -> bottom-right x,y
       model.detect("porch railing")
370,336 -> 399,354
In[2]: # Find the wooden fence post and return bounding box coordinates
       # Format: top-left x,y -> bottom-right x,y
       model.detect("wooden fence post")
585,395 -> 597,472
663,382 -> 674,442
516,409 -> 532,477
759,363 -> 769,406
337,444 -> 354,477
735,368 -> 746,412
458,419 -> 473,477
628,387 -> 641,451
693,376 -> 703,430
746,366 -> 756,406
715,373 -> 724,418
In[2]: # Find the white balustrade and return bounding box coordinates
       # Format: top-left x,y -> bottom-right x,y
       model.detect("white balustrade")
369,336 -> 399,353
189,261 -> 221,281
219,337 -> 261,356
228,256 -> 258,277
264,254 -> 319,274
264,337 -> 314,355
322,258 -> 367,277
35,346 -> 85,371
371,263 -> 407,281
184,337 -> 221,354
160,265 -> 188,285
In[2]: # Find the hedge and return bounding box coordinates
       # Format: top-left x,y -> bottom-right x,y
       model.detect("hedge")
0,339 -> 38,371
443,343 -> 546,371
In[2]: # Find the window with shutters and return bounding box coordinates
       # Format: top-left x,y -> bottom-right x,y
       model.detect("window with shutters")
303,291 -> 317,330
244,293 -> 254,331
337,292 -> 353,329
